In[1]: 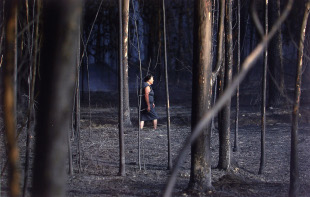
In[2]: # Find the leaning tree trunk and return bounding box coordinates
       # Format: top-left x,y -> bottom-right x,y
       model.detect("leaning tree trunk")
259,0 -> 268,175
268,0 -> 284,107
289,3 -> 310,196
32,1 -> 82,196
3,0 -> 20,196
188,0 -> 213,192
218,0 -> 233,170
118,0 -> 125,176
122,0 -> 131,126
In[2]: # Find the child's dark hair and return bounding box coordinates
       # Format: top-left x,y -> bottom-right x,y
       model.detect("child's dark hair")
144,74 -> 153,82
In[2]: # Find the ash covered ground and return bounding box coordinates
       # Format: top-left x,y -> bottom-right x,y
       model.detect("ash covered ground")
1,93 -> 310,197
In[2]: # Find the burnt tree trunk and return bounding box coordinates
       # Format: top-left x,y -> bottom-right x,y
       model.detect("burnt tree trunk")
162,0 -> 172,170
76,18 -> 82,173
259,0 -> 268,175
32,1 -> 82,196
3,0 -> 20,196
122,0 -> 131,126
233,0 -> 240,153
23,0 -> 41,195
188,0 -> 213,192
118,0 -> 125,176
218,0 -> 233,170
289,2 -> 310,196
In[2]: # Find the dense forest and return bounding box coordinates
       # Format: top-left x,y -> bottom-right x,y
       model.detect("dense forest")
0,0 -> 310,196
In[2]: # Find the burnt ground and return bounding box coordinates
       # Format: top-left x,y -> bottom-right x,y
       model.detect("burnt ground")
1,94 -> 310,197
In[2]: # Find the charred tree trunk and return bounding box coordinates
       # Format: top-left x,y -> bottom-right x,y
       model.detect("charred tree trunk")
233,0 -> 240,153
289,3 -> 310,196
76,18 -> 82,173
122,0 -> 131,126
268,0 -> 284,106
23,0 -> 41,195
218,0 -> 233,170
3,0 -> 20,196
118,0 -> 125,176
131,0 -> 143,170
259,0 -> 268,175
32,1 -> 82,196
188,0 -> 213,192
162,0 -> 172,170
214,0 -> 225,135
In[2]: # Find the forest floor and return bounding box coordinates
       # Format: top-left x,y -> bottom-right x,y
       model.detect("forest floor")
1,98 -> 310,196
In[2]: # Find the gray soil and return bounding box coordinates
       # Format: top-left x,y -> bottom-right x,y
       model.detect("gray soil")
1,104 -> 310,197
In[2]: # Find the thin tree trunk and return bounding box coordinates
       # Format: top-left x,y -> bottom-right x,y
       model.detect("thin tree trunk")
32,1 -> 82,196
289,3 -> 310,196
3,0 -> 20,196
23,0 -> 40,195
132,0 -> 143,170
123,0 -> 131,126
233,0 -> 240,153
118,0 -> 125,176
76,19 -> 82,173
218,0 -> 233,170
162,0 -> 172,171
213,0 -> 225,136
259,0 -> 268,175
188,0 -> 213,192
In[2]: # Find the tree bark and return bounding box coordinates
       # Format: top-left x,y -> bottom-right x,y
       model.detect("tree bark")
218,0 -> 233,170
259,0 -> 268,175
233,0 -> 240,153
188,0 -> 213,192
32,1 -> 82,196
162,0 -> 172,170
3,0 -> 20,196
118,0 -> 125,176
23,0 -> 41,195
131,0 -> 143,170
122,0 -> 131,126
76,17 -> 82,173
289,2 -> 310,196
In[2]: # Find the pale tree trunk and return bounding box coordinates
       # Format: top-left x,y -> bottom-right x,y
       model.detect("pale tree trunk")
218,0 -> 232,170
122,0 -> 131,126
118,0 -> 125,176
188,0 -> 213,192
289,3 -> 310,196
32,1 -> 82,196
259,0 -> 268,175
3,0 -> 20,196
